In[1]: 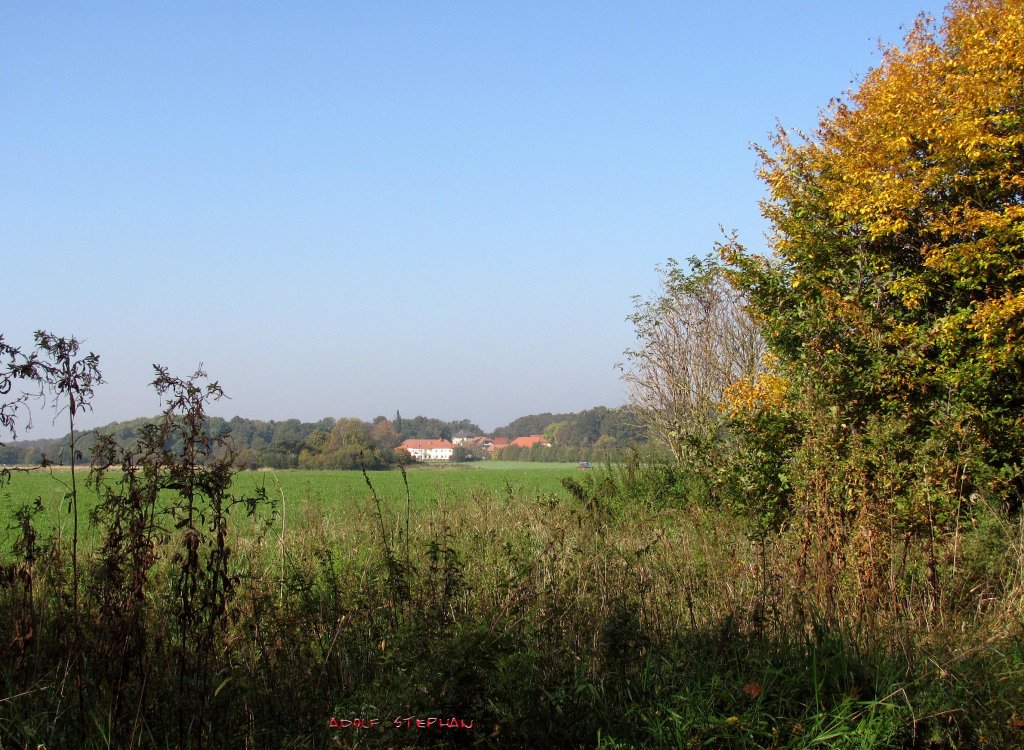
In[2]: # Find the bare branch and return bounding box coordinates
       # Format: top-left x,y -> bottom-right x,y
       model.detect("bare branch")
620,256 -> 764,463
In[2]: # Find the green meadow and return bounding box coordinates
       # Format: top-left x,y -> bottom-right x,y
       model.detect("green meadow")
4,454 -> 1022,749
0,463 -> 583,553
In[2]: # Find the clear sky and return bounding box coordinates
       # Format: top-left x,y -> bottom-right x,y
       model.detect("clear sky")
3,0 -> 949,439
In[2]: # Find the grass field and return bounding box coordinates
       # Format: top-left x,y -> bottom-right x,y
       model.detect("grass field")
0,462 -> 584,555
2,456 -> 1023,748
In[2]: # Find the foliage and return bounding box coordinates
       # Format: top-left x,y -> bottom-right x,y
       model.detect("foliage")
724,0 -> 1024,617
719,366 -> 802,534
491,406 -> 645,462
397,415 -> 482,441
493,407 -> 637,443
34,364 -> 275,747
3,391 -> 643,470
494,437 -> 625,464
0,336 -> 37,443
491,411 -> 565,438
620,255 -> 765,509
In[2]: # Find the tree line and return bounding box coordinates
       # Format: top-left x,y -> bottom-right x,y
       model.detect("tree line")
491,406 -> 646,462
0,406 -> 643,469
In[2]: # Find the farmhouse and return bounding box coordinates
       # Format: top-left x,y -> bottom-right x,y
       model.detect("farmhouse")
398,438 -> 454,461
486,437 -> 510,454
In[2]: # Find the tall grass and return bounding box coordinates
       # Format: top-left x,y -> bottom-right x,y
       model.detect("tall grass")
1,459 -> 1022,748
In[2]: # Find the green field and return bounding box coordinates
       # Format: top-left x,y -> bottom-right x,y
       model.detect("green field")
3,457 -> 1023,748
0,462 -> 584,553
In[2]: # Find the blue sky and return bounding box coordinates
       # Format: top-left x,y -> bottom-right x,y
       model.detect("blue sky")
2,1 -> 948,438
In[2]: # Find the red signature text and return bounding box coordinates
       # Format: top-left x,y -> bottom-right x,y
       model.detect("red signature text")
394,716 -> 473,729
328,718 -> 380,729
327,716 -> 473,730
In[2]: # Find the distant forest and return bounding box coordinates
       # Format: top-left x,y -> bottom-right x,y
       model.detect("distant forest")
0,406 -> 646,469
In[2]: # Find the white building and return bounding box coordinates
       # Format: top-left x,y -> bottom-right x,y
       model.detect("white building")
398,438 -> 455,461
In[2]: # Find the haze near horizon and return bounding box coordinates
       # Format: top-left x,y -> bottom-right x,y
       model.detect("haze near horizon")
2,1 -> 948,439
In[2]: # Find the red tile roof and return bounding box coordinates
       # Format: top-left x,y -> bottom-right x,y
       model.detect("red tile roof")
399,439 -> 454,450
510,435 -> 550,448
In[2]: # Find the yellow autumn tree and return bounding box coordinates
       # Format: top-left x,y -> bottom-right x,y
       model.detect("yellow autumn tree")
725,0 -> 1024,608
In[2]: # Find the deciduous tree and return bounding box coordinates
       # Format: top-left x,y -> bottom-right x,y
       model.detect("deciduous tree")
725,0 -> 1024,610
620,256 -> 764,466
